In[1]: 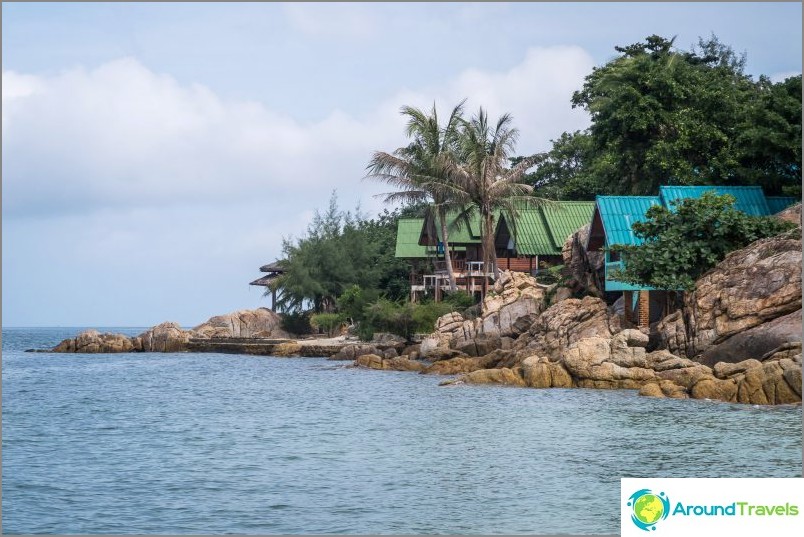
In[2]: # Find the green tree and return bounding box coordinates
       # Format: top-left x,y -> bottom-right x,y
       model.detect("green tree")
611,192 -> 796,290
269,193 -> 410,313
449,107 -> 544,277
366,101 -> 467,291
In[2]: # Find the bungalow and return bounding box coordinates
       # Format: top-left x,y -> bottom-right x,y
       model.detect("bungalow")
586,185 -> 798,327
395,202 -> 595,301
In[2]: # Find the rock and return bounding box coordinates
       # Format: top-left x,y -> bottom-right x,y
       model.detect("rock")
617,329 -> 650,348
420,347 -> 468,362
384,357 -> 426,372
455,335 -> 501,357
644,350 -> 700,372
355,354 -> 385,370
698,310 -> 802,367
521,356 -> 573,388
690,377 -> 738,402
382,348 -> 399,359
656,365 -> 713,390
762,342 -> 803,362
422,357 -> 486,375
272,342 -> 302,357
775,202 -> 801,225
653,311 -> 690,358
561,223 -> 605,298
138,322 -> 191,352
52,330 -> 136,353
517,296 -> 621,361
454,367 -> 527,387
638,383 -> 664,398
551,286 -> 574,305
328,344 -> 380,361
372,332 -> 407,347
193,308 -> 289,339
713,359 -> 762,379
685,231 -> 802,357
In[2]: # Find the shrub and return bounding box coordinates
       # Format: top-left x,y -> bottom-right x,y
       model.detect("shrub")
310,313 -> 346,337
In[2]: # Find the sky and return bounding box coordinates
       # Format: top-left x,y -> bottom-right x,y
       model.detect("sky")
2,2 -> 802,328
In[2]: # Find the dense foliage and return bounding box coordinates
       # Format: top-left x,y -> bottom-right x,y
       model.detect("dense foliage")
611,192 -> 796,290
523,35 -> 802,199
270,193 -> 412,314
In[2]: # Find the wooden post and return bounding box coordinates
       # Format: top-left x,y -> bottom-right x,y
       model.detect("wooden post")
272,287 -> 277,312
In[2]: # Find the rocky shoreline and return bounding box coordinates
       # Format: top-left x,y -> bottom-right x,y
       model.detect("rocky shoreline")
44,225 -> 802,407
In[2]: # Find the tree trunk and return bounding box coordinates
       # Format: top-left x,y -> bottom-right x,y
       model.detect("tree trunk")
439,210 -> 458,291
484,209 -> 499,279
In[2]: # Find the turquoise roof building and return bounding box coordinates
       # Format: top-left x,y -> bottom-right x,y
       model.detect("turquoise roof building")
587,186 -> 799,292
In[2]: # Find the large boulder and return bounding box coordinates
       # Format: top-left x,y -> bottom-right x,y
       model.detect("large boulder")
658,231 -> 802,359
193,308 -> 289,339
138,322 -> 192,352
561,223 -> 605,298
52,330 -> 137,353
516,296 -> 621,361
698,310 -> 802,367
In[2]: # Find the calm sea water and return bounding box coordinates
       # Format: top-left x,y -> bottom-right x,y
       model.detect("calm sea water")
2,327 -> 802,534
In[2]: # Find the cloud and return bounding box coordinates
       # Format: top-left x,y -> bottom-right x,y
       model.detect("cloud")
2,46 -> 593,220
282,3 -> 379,40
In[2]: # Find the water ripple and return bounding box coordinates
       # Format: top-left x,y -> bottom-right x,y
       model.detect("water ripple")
2,327 -> 802,534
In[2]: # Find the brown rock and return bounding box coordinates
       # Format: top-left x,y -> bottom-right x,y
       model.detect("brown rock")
456,367 -> 527,387
355,353 -> 385,369
521,356 -> 573,388
272,342 -> 302,357
384,357 -> 426,372
422,357 -> 485,375
193,308 -> 289,339
691,377 -> 739,402
138,322 -> 191,352
699,310 -> 802,367
713,359 -> 762,379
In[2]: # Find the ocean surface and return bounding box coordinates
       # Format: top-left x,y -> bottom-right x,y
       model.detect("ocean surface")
2,327 -> 802,535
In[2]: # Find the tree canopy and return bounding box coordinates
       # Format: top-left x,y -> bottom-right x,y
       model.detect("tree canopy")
523,34 -> 802,199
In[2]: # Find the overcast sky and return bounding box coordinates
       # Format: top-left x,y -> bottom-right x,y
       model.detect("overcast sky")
2,2 -> 802,327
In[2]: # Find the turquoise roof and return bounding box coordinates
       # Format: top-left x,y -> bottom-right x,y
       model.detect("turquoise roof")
659,186 -> 770,216
766,196 -> 799,214
596,196 -> 661,247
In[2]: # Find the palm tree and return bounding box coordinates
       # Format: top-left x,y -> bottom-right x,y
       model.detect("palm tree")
449,107 -> 545,280
365,100 -> 467,291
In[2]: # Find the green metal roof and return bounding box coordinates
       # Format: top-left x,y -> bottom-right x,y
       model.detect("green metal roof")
541,201 -> 596,248
395,218 -> 430,258
659,186 -> 770,216
506,209 -> 555,255
596,196 -> 662,247
766,196 -> 799,214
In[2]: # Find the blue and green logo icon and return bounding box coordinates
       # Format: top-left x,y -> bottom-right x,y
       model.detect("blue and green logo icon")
628,489 -> 671,531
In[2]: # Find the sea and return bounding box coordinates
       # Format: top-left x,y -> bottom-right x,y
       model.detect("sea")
2,327 -> 802,535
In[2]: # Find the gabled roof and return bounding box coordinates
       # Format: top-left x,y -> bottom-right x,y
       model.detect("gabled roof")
541,201 -> 596,247
767,196 -> 800,214
659,186 -> 770,216
595,196 -> 662,246
504,208 -> 554,255
395,218 -> 431,258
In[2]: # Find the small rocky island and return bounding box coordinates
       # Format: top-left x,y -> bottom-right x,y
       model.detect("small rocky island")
48,219 -> 802,406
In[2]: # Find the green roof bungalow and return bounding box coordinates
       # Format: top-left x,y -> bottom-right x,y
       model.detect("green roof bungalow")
586,185 -> 799,326
495,201 -> 595,272
394,203 -> 595,301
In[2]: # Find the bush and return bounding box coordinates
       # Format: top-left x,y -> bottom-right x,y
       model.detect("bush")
310,313 -> 346,337
612,192 -> 797,289
281,311 -> 313,335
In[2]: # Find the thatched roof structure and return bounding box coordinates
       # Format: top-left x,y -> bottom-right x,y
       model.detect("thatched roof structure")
249,274 -> 277,287
260,261 -> 286,273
